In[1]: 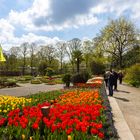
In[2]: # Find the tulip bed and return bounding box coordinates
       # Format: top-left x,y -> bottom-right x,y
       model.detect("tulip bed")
0,77 -> 118,140
0,95 -> 32,117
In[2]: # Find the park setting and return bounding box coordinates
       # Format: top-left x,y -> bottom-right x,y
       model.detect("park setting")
0,0 -> 140,140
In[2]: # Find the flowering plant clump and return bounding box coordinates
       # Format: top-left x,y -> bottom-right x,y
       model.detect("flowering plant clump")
43,103 -> 105,139
74,77 -> 103,88
0,95 -> 32,116
0,102 -> 105,139
58,90 -> 102,105
0,80 -> 108,140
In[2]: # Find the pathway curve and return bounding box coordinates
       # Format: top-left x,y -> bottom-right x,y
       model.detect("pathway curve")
0,83 -> 64,96
112,83 -> 140,140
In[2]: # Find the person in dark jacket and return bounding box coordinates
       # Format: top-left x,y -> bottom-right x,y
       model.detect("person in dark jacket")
104,71 -> 110,87
112,70 -> 118,91
108,71 -> 114,96
118,70 -> 123,84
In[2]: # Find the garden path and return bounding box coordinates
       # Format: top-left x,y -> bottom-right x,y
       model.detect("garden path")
0,83 -> 64,97
109,83 -> 140,140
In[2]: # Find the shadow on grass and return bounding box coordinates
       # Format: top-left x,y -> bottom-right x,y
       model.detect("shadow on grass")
114,97 -> 130,102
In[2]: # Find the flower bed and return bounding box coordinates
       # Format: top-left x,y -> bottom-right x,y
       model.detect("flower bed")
0,95 -> 32,117
0,90 -> 105,140
73,77 -> 103,88
0,77 -> 118,140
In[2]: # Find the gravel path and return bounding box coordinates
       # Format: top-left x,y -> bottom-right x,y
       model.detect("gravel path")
0,83 -> 64,97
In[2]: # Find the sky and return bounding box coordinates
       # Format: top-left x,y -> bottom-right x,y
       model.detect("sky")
0,0 -> 140,50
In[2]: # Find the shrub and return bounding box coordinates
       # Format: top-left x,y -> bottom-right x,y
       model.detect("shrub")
71,71 -> 91,84
0,78 -> 7,86
31,79 -> 42,84
125,64 -> 140,87
40,77 -> 49,83
46,67 -> 54,77
90,61 -> 105,75
23,75 -> 33,81
4,81 -> 17,87
38,61 -> 48,76
62,74 -> 71,87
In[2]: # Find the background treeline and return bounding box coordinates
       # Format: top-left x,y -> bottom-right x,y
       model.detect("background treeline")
0,18 -> 140,86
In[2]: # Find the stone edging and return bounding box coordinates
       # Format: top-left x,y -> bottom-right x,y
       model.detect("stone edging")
108,97 -> 135,140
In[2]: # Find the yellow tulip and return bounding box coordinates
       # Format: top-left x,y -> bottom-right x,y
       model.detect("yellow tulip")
68,135 -> 72,140
21,134 -> 25,140
29,137 -> 33,140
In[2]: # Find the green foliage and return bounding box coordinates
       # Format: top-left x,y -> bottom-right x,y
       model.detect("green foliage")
31,79 -> 42,84
90,61 -> 105,75
38,61 -> 48,76
123,45 -> 140,67
27,90 -> 63,105
0,77 -> 17,87
23,75 -> 33,81
62,74 -> 71,87
52,74 -> 63,78
54,78 -> 63,84
125,64 -> 140,87
72,50 -> 83,73
71,71 -> 91,84
17,76 -> 31,83
46,67 -> 54,77
94,17 -> 138,68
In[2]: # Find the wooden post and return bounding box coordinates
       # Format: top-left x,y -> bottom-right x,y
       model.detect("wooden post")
41,106 -> 50,117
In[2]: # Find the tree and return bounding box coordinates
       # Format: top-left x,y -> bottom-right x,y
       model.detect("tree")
38,61 -> 48,76
29,43 -> 37,75
95,17 -> 138,68
82,40 -> 94,70
56,42 -> 66,73
4,47 -> 20,71
72,50 -> 83,73
123,44 -> 140,67
20,43 -> 29,75
66,38 -> 82,72
90,60 -> 106,75
39,45 -> 56,66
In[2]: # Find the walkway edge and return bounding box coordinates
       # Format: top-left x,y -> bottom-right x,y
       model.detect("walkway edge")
108,97 -> 135,140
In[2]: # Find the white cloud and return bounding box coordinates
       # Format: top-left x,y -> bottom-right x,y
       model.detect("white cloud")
1,0 -> 140,50
6,0 -> 140,34
0,18 -> 15,43
7,0 -> 100,32
1,32 -> 61,50
90,4 -> 107,14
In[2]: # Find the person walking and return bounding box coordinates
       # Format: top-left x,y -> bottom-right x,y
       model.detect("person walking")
112,70 -> 118,91
108,71 -> 114,96
118,70 -> 123,84
104,71 -> 110,87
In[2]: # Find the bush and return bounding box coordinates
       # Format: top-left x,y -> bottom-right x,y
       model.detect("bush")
23,75 -> 33,81
46,67 -> 54,77
31,79 -> 42,84
38,61 -> 48,76
62,74 -> 71,87
40,77 -> 49,83
4,81 -> 17,87
71,71 -> 91,84
90,61 -> 106,75
125,64 -> 140,87
0,78 -> 7,86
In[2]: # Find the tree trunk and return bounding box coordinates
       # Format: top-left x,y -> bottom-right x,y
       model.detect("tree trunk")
22,56 -> 26,75
77,58 -> 80,73
119,53 -> 123,68
60,57 -> 63,73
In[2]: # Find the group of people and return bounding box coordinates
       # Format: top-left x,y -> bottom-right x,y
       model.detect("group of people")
104,70 -> 124,96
